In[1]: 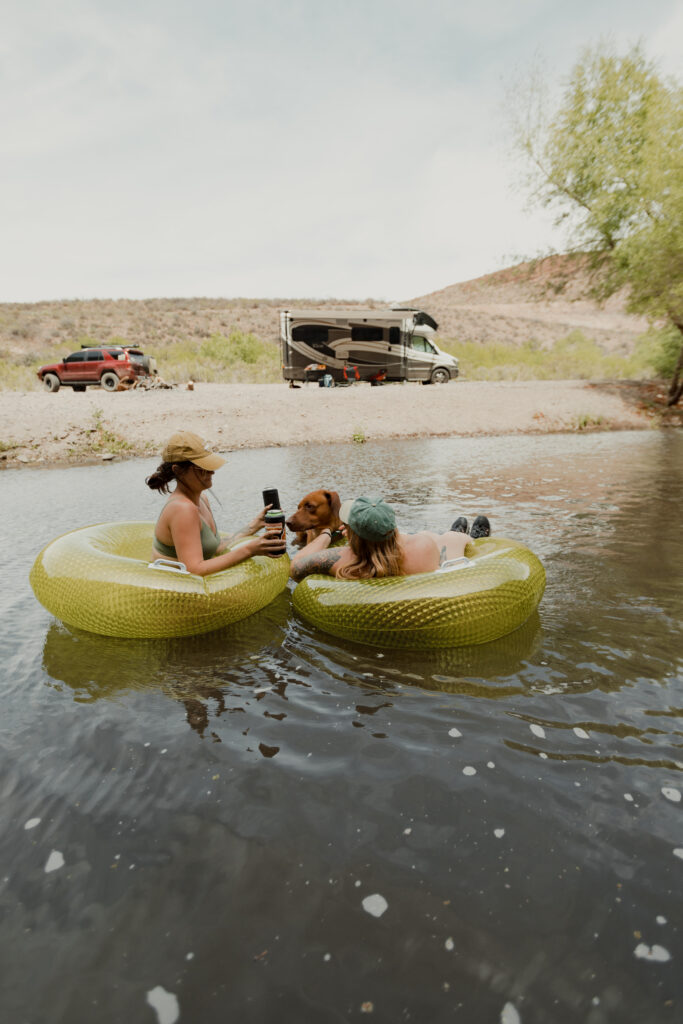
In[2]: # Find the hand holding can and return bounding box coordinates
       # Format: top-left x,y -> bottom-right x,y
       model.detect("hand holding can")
263,509 -> 287,557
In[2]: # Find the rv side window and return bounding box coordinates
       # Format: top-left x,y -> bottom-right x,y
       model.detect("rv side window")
292,325 -> 330,350
351,326 -> 383,342
389,327 -> 400,345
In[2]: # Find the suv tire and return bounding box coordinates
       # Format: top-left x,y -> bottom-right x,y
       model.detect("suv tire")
101,372 -> 120,392
43,373 -> 61,393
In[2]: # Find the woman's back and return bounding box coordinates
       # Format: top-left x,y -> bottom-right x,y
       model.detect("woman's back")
330,531 -> 440,578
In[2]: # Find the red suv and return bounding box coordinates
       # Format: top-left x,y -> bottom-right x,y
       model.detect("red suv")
37,346 -> 157,393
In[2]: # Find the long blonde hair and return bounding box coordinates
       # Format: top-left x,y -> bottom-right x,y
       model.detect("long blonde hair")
336,527 -> 404,579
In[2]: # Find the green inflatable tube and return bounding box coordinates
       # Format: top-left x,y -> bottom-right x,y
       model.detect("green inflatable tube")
292,537 -> 545,649
30,521 -> 290,639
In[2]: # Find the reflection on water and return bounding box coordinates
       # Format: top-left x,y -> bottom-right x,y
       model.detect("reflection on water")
1,431 -> 682,1024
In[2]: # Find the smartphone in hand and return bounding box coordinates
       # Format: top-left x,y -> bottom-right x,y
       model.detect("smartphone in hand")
262,488 -> 280,510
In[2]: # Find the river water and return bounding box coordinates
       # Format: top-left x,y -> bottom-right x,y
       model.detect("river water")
1,431 -> 682,1024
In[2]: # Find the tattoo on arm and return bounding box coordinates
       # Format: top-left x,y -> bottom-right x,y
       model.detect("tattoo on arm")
439,544 -> 447,566
291,548 -> 343,582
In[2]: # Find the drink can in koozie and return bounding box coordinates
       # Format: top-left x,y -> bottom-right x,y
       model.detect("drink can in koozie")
264,509 -> 286,555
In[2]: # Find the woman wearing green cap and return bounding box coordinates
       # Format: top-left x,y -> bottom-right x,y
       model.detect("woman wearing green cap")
146,431 -> 285,575
290,495 -> 476,582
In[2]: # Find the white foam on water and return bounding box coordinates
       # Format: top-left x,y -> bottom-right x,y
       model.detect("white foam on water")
445,937 -> 454,951
530,724 -> 545,739
362,893 -> 388,918
323,953 -> 331,961
501,1002 -> 521,1024
462,766 -> 477,776
656,916 -> 667,925
185,952 -> 194,960
538,752 -> 548,760
448,728 -> 462,738
487,762 -> 495,769
44,850 -> 64,873
494,829 -> 505,839
673,848 -> 683,860
573,727 -> 589,739
403,828 -> 412,835
24,818 -> 41,830
661,787 -> 681,803
146,985 -> 180,1024
634,943 -> 671,963
624,793 -> 634,802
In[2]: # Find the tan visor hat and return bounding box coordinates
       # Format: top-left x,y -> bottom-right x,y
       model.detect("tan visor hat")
162,431 -> 226,471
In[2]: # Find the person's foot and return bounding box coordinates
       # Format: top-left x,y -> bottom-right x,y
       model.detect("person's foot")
469,515 -> 491,539
450,516 -> 468,533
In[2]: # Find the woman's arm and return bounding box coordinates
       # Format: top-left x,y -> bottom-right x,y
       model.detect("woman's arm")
164,504 -> 285,576
214,503 -> 272,551
232,504 -> 272,541
289,530 -> 344,582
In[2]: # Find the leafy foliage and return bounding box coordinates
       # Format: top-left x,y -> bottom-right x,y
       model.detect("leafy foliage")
512,44 -> 683,403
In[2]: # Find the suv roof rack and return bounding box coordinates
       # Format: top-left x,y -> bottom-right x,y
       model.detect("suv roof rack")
79,343 -> 124,350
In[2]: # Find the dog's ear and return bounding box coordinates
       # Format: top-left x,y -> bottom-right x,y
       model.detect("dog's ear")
324,490 -> 341,516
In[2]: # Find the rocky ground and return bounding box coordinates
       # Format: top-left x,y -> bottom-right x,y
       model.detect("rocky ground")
1,378 -> 678,469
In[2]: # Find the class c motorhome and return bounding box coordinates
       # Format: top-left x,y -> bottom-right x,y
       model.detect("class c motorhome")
279,307 -> 458,385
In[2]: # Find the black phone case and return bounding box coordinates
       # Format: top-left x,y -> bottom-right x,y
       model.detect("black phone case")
262,488 -> 280,509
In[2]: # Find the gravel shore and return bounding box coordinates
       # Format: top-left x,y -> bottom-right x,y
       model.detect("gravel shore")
0,379 -> 662,468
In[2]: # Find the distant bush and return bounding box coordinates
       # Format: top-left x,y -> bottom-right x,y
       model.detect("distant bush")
438,331 -> 658,381
162,330 -> 280,383
632,326 -> 682,379
200,331 -> 264,365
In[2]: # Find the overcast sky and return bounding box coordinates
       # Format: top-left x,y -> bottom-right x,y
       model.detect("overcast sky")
2,0 -> 681,303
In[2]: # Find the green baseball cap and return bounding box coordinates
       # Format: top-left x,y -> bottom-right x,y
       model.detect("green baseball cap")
339,496 -> 396,542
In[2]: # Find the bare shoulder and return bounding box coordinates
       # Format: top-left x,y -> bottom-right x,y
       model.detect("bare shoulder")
400,532 -> 441,573
166,499 -> 199,525
290,547 -> 345,582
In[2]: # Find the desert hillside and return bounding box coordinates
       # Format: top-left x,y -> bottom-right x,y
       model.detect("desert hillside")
0,254 -> 649,362
411,255 -> 648,352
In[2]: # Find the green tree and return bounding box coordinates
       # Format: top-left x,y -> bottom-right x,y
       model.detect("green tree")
511,45 -> 683,404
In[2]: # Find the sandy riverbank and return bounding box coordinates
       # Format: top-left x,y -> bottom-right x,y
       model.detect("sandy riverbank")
0,379 -> 672,468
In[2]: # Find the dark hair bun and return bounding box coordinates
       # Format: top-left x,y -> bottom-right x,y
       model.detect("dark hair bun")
146,462 -> 176,494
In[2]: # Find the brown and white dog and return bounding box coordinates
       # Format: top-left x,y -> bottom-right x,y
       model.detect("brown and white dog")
286,489 -> 342,548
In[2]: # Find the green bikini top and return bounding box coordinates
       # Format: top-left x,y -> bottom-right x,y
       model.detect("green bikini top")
154,517 -> 221,561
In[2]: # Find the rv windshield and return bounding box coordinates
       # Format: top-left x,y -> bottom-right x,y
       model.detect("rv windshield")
411,336 -> 436,354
